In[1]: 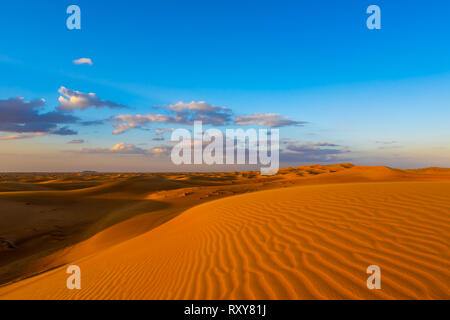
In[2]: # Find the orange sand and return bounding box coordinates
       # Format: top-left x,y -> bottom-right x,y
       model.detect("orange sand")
1,179 -> 449,299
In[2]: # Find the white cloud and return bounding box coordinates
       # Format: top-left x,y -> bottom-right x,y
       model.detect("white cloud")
77,143 -> 147,155
112,114 -> 171,134
73,58 -> 93,66
151,146 -> 170,155
111,101 -> 232,134
164,101 -> 227,113
160,101 -> 233,126
111,103 -> 306,134
0,132 -> 46,141
58,86 -> 126,111
234,113 -> 306,128
72,143 -> 172,157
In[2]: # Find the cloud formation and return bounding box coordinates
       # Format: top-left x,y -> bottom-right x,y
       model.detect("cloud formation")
112,114 -> 172,134
150,146 -> 170,156
112,101 -> 232,134
58,87 -> 126,111
234,113 -> 307,128
73,142 -> 172,157
162,101 -> 233,126
111,102 -> 305,134
52,126 -> 77,135
312,142 -> 339,147
73,58 -> 93,66
0,132 -> 46,141
67,139 -> 85,144
280,141 -> 349,163
0,97 -> 78,137
80,119 -> 106,126
77,143 -> 147,155
155,128 -> 175,135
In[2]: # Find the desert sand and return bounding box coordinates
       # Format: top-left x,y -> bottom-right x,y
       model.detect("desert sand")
0,164 -> 449,299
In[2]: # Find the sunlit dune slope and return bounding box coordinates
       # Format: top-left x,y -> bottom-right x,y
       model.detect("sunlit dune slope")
2,164 -> 424,285
1,180 -> 448,300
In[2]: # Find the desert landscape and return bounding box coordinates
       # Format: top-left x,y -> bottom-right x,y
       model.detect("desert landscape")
0,164 -> 449,300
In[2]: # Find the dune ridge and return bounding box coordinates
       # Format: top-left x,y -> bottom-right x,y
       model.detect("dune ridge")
1,180 -> 449,300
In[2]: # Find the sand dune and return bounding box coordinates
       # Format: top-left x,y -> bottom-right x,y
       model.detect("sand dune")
1,179 -> 449,300
0,164 -> 382,285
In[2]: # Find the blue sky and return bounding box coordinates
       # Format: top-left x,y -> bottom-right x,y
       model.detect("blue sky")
0,0 -> 449,171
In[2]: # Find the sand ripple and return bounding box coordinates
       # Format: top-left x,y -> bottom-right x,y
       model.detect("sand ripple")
0,181 -> 449,299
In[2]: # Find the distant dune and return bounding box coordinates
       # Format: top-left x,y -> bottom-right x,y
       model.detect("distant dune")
0,164 -> 449,299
